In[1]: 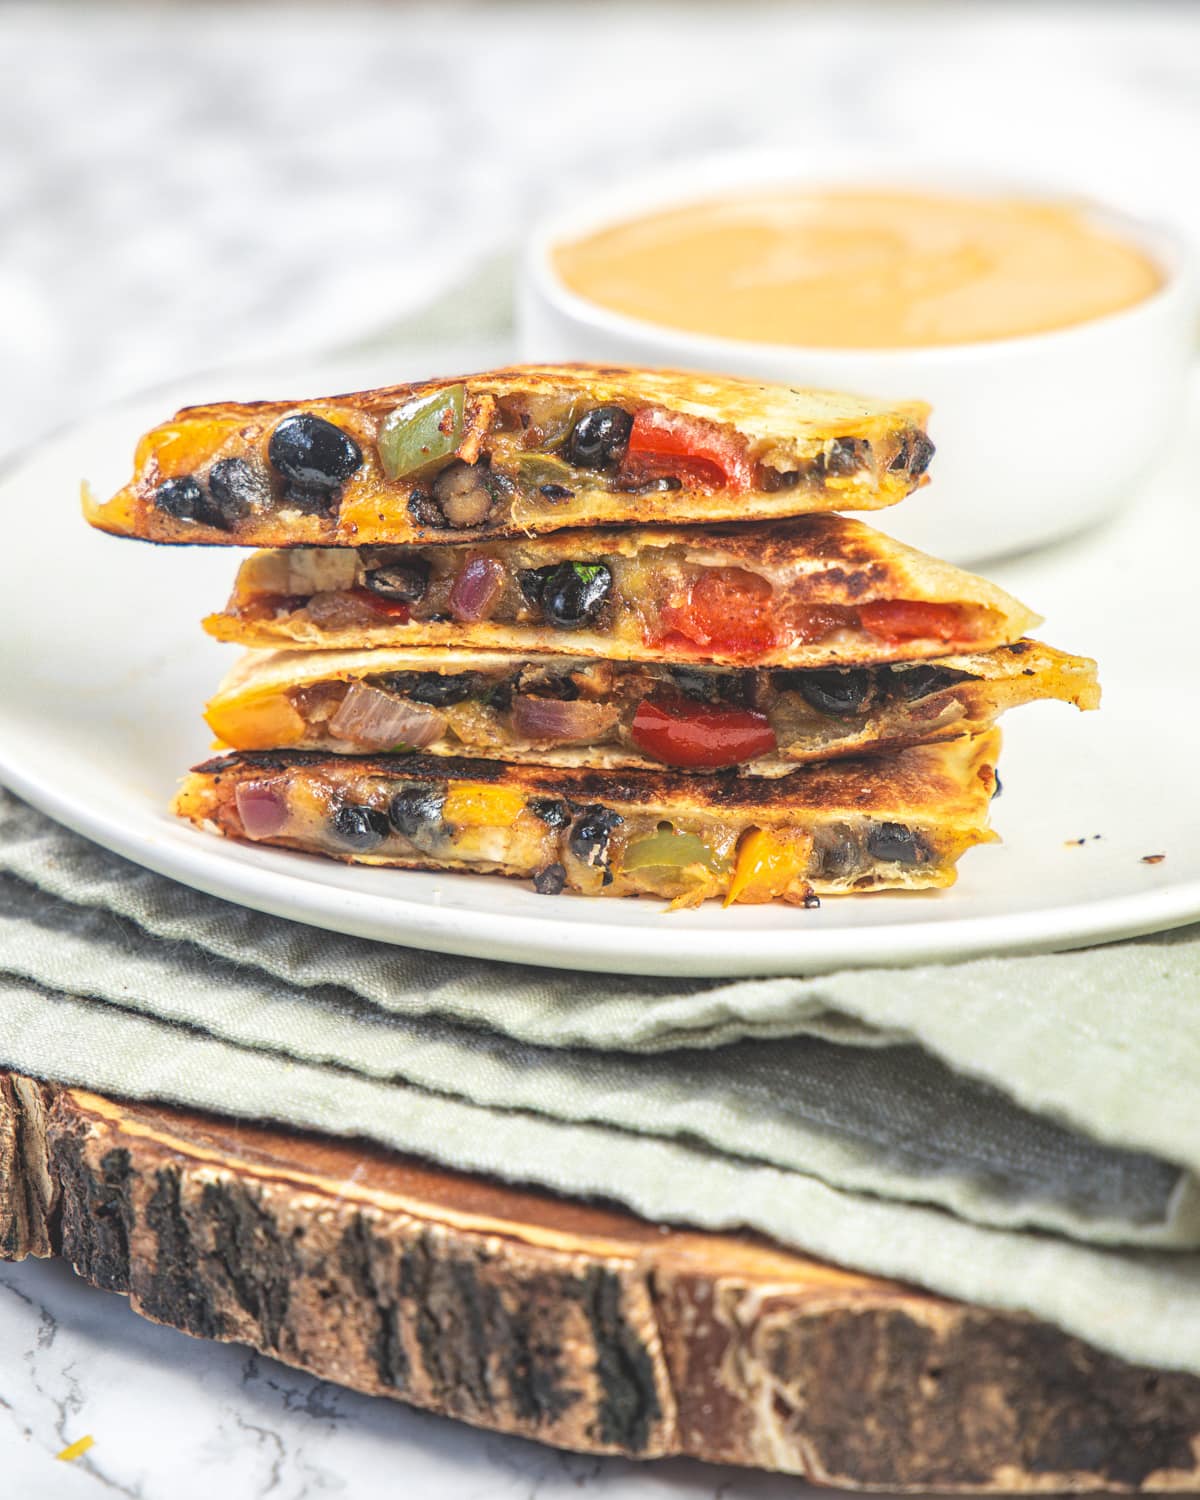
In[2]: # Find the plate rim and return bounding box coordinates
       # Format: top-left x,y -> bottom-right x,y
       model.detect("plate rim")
3,749 -> 1198,978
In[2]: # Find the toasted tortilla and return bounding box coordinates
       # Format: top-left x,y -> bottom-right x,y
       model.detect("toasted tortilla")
206,515 -> 1041,669
173,734 -> 1000,905
84,364 -> 932,548
204,640 -> 1097,775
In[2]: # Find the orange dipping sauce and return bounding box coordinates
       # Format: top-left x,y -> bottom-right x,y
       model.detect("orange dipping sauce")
553,189 -> 1162,349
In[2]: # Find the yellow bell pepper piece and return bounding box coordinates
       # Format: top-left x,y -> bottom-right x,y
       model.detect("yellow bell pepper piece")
135,416 -> 246,480
205,692 -> 306,751
442,782 -> 526,828
725,827 -> 814,906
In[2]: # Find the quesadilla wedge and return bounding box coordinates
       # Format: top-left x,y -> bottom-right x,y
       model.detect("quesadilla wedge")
205,515 -> 1040,669
205,641 -> 1098,775
84,365 -> 932,548
173,733 -> 1001,906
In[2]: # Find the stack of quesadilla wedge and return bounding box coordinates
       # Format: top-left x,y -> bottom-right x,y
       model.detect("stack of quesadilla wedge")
86,363 -> 1098,907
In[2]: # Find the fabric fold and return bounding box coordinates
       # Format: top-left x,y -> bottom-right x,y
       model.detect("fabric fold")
3,787 -> 1200,1376
4,975 -> 1200,1380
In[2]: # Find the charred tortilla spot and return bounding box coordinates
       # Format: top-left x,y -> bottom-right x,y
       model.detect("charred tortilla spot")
186,739 -> 990,818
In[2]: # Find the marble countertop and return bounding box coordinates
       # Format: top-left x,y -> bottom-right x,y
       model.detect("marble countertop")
4,1 -> 1200,1494
0,1256 -> 807,1499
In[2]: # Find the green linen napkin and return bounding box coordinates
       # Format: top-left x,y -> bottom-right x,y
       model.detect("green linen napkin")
2,785 -> 1200,1379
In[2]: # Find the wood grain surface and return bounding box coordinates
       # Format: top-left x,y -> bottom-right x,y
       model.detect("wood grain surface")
1,1070 -> 1198,1491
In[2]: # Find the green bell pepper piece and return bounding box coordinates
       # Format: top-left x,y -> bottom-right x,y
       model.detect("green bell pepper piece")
622,824 -> 728,874
516,453 -> 577,492
378,384 -> 466,480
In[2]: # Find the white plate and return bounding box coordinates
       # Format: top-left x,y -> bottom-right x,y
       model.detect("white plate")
1,349 -> 1197,977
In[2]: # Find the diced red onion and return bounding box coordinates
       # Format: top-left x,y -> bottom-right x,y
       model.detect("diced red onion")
235,780 -> 289,839
328,681 -> 447,750
449,555 -> 505,623
510,694 -> 619,745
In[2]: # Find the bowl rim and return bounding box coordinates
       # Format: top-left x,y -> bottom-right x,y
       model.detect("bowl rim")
524,149 -> 1197,367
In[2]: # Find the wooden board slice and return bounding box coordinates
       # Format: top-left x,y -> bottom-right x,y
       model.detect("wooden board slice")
2,1070 -> 1199,1491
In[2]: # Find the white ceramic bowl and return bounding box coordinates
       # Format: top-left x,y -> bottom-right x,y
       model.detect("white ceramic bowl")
518,155 -> 1197,563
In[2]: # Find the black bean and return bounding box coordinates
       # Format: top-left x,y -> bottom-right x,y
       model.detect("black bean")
280,482 -> 337,515
889,431 -> 935,477
519,673 -> 578,701
268,414 -> 361,489
612,474 -> 682,494
528,798 -> 572,828
207,458 -> 266,526
541,563 -> 612,630
388,786 -> 445,839
539,483 -> 574,501
669,666 -> 720,702
432,461 -> 494,528
766,468 -> 803,490
884,664 -> 971,702
364,560 -> 429,603
153,475 -> 207,524
566,406 -> 633,470
818,829 -> 861,878
795,668 -> 872,716
667,666 -> 749,707
330,802 -> 389,851
818,438 -> 870,477
373,671 -> 479,706
568,805 -> 623,868
518,566 -> 555,606
908,432 -> 935,477
408,488 -> 449,529
533,863 -> 567,895
865,822 -> 930,865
